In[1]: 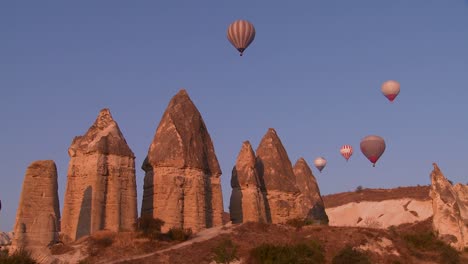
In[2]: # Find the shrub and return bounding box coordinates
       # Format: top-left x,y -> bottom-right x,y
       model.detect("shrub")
332,246 -> 371,264
285,218 -> 313,229
134,214 -> 165,240
50,243 -> 74,255
212,238 -> 238,264
403,231 -> 460,263
0,248 -> 38,264
249,241 -> 325,264
355,186 -> 364,193
362,217 -> 382,229
87,231 -> 115,256
168,227 -> 192,241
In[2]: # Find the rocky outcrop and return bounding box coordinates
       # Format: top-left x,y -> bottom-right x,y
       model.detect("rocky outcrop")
255,128 -> 302,223
12,160 -> 60,249
0,232 -> 13,246
430,163 -> 468,251
61,109 -> 137,242
229,141 -> 267,224
293,158 -> 329,224
141,89 -> 223,232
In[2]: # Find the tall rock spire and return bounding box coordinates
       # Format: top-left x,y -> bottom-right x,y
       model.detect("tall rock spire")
229,141 -> 267,224
61,108 -> 137,242
142,89 -> 223,232
293,158 -> 329,224
429,163 -> 468,250
255,128 -> 301,223
12,160 -> 60,249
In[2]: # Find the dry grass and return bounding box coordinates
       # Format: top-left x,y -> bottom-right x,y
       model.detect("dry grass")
323,185 -> 431,208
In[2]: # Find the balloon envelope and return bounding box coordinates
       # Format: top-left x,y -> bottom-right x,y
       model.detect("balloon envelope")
381,80 -> 400,102
227,20 -> 256,56
340,145 -> 353,161
314,157 -> 327,172
360,135 -> 386,167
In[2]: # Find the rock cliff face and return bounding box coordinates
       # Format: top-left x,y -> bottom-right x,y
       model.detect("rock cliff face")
255,128 -> 302,223
430,163 -> 468,251
293,158 -> 328,224
12,160 -> 60,248
229,141 -> 267,224
141,89 -> 223,232
61,109 -> 137,242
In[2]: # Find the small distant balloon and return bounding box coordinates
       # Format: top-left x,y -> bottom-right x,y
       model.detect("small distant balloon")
360,135 -> 386,167
314,157 -> 327,173
340,145 -> 353,162
381,80 -> 400,102
227,20 -> 256,56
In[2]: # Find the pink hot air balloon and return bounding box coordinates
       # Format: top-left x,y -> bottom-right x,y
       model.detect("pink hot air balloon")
227,20 -> 256,56
381,80 -> 400,102
340,145 -> 353,162
314,157 -> 327,173
360,135 -> 386,167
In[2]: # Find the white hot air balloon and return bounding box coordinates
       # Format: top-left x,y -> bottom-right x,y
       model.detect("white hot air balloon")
314,157 -> 327,173
381,80 -> 400,102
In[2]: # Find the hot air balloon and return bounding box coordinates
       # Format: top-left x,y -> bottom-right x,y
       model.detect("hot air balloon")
360,135 -> 386,167
381,80 -> 400,102
227,20 -> 256,56
314,157 -> 327,173
340,145 -> 353,162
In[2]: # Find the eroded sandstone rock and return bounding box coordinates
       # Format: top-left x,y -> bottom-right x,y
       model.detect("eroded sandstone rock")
293,158 -> 329,224
255,128 -> 302,223
430,163 -> 468,250
229,141 -> 267,224
12,160 -> 60,248
61,109 -> 137,241
141,89 -> 223,232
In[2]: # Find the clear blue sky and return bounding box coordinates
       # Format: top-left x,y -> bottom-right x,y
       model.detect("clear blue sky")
1,1 -> 467,231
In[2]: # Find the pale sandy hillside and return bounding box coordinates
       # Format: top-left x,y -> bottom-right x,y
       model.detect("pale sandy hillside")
323,186 -> 432,228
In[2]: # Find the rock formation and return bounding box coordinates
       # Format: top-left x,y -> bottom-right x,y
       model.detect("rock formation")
430,163 -> 468,251
255,128 -> 302,223
293,158 -> 329,224
61,109 -> 137,242
229,141 -> 267,224
141,89 -> 223,232
12,160 -> 60,248
0,232 -> 13,246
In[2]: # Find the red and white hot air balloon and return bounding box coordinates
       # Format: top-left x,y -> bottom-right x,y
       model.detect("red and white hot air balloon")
227,20 -> 256,56
340,145 -> 353,162
381,80 -> 400,102
360,135 -> 386,167
314,157 -> 327,173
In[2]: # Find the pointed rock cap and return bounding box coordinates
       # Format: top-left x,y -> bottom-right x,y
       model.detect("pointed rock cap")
231,141 -> 260,188
68,108 -> 134,157
236,141 -> 256,169
293,158 -> 320,196
255,128 -> 299,193
148,89 -> 221,175
430,163 -> 456,200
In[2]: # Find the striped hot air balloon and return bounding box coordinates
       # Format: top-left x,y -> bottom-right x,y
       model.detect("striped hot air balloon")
227,20 -> 256,56
381,80 -> 400,102
360,135 -> 386,167
314,157 -> 327,173
340,145 -> 353,162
